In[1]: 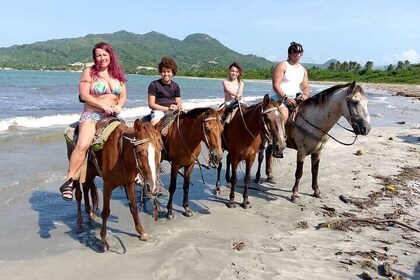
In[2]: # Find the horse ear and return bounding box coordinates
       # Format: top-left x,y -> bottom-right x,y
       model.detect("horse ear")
349,81 -> 356,94
216,106 -> 225,117
134,118 -> 141,131
263,94 -> 270,105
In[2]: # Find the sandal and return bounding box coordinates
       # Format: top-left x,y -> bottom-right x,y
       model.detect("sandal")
59,178 -> 74,201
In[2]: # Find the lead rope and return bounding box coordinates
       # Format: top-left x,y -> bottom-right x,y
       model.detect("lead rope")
296,112 -> 358,146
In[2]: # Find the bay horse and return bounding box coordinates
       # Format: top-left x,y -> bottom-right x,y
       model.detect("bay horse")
215,94 -> 287,208
157,107 -> 224,219
255,81 -> 371,202
66,119 -> 162,250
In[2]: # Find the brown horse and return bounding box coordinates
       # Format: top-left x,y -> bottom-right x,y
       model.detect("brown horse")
215,94 -> 287,208
255,81 -> 371,202
67,119 -> 162,250
157,107 -> 224,219
98,119 -> 162,250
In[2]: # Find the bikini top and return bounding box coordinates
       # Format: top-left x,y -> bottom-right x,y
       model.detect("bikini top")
92,78 -> 121,95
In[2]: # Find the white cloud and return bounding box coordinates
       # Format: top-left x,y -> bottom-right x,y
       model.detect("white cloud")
383,49 -> 420,65
401,49 -> 420,63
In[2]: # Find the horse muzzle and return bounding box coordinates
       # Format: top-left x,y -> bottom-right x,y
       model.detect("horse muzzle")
352,120 -> 371,136
208,149 -> 223,168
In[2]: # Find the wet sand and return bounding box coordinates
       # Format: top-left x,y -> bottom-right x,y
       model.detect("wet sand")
0,125 -> 419,279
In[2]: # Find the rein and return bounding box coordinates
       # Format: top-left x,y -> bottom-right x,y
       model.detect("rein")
292,95 -> 359,146
176,111 -> 220,184
120,133 -> 153,206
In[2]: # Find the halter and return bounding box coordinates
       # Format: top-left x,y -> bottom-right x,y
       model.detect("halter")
292,90 -> 360,146
261,105 -> 283,142
176,111 -> 222,184
121,134 -> 150,177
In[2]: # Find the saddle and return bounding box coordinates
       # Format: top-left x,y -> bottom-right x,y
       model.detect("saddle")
221,100 -> 247,124
64,117 -> 122,182
141,111 -> 177,137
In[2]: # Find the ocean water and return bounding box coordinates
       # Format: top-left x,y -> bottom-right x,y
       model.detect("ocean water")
0,69 -> 419,205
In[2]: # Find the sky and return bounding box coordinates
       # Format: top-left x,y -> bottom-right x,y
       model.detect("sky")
1,0 -> 419,67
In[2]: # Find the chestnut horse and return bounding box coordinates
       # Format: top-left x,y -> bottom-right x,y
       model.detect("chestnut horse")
255,81 -> 371,202
98,119 -> 162,250
157,107 -> 224,219
215,94 -> 287,208
67,119 -> 162,250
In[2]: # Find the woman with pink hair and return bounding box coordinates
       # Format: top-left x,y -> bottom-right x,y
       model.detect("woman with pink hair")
60,42 -> 127,201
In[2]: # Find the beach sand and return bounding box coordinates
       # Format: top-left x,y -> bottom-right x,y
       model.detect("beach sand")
0,122 -> 419,279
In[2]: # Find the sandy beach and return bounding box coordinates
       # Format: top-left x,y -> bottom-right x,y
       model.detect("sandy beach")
0,126 -> 419,279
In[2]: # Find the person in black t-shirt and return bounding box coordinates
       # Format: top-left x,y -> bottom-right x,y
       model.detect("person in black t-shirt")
148,56 -> 183,126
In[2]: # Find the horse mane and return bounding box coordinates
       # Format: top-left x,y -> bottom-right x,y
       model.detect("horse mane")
305,82 -> 359,106
179,107 -> 213,119
142,122 -> 163,150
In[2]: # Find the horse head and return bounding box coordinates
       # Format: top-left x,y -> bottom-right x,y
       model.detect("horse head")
133,118 -> 162,196
344,81 -> 371,136
202,108 -> 224,167
262,94 -> 287,158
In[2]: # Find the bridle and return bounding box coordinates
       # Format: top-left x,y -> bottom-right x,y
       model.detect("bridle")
261,103 -> 285,142
292,89 -> 360,146
175,110 -> 222,183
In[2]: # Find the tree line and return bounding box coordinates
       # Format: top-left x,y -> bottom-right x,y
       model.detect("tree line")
171,60 -> 420,84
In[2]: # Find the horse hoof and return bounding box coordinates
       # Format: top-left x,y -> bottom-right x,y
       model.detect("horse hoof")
313,192 -> 321,199
241,202 -> 252,209
183,210 -> 193,217
76,225 -> 84,233
266,177 -> 274,183
254,178 -> 261,184
213,188 -> 220,196
290,195 -> 299,202
139,232 -> 151,241
167,213 -> 175,220
226,202 -> 236,209
99,241 -> 109,252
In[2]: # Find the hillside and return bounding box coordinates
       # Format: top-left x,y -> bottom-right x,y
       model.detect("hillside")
0,30 -> 274,72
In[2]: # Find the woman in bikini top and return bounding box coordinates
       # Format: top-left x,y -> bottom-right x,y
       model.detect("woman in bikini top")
60,42 -> 127,202
92,77 -> 122,95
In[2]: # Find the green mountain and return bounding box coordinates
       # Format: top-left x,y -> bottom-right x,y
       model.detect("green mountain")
0,30 -> 275,72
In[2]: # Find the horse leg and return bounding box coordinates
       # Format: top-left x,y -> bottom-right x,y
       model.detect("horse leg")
225,153 -> 232,189
291,154 -> 305,202
127,182 -> 150,241
74,180 -> 83,232
166,164 -> 179,220
100,184 -> 112,251
214,161 -> 223,195
265,144 -> 274,181
182,164 -> 195,217
311,153 -> 321,198
241,157 -> 255,209
83,179 -> 97,218
254,143 -> 265,183
226,159 -> 239,208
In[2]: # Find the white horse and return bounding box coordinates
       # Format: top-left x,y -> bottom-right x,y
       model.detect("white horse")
255,81 -> 371,201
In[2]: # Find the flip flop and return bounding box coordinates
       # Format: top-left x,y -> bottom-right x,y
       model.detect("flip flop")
60,178 -> 74,201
